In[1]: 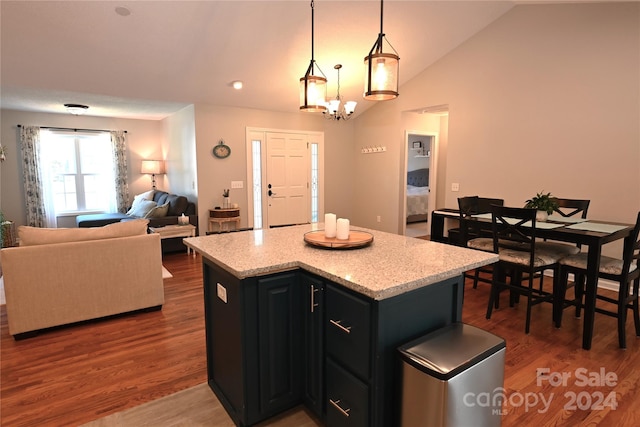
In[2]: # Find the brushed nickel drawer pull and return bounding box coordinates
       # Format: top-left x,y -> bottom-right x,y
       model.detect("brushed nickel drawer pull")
310,285 -> 319,313
329,319 -> 351,334
329,398 -> 351,417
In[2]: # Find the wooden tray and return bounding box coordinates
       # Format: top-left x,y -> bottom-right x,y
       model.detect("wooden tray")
304,230 -> 374,249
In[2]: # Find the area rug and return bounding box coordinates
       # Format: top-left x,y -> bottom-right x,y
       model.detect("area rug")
80,383 -> 234,427
80,384 -> 321,427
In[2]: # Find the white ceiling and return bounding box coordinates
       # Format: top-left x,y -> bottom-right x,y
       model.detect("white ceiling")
0,1 -> 594,120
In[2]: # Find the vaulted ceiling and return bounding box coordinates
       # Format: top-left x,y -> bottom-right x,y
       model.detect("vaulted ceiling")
0,1 -> 586,120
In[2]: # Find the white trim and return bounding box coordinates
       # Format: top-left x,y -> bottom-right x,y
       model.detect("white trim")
245,127 -> 324,230
401,130 -> 438,235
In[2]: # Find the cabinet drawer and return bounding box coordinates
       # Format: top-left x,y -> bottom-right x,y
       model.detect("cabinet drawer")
326,284 -> 371,380
326,358 -> 369,427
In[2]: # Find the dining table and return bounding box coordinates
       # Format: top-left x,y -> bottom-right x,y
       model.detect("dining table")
430,209 -> 635,350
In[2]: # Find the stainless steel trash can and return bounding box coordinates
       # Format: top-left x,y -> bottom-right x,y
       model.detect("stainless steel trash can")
398,323 -> 506,427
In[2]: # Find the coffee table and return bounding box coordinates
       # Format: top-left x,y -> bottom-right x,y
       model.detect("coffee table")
149,224 -> 196,255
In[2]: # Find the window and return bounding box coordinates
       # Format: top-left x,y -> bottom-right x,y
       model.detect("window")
40,130 -> 116,214
251,139 -> 263,229
310,142 -> 319,223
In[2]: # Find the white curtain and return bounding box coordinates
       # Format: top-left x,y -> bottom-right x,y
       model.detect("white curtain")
110,130 -> 130,213
20,126 -> 56,227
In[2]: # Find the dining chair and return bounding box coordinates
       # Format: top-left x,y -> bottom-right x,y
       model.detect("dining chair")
537,198 -> 591,255
486,205 -> 565,334
457,196 -> 503,289
533,198 -> 591,290
554,211 -> 640,349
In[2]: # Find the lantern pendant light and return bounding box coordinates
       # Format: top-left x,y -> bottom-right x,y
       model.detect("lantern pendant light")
364,0 -> 399,101
300,0 -> 327,112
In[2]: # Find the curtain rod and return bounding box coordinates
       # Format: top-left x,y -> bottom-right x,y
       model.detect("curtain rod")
17,124 -> 127,133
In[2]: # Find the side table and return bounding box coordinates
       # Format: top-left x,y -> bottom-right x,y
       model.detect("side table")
208,209 -> 240,233
149,224 -> 197,255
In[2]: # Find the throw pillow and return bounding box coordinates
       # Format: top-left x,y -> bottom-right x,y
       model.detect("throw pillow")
128,199 -> 157,218
127,190 -> 156,215
18,219 -> 150,246
145,202 -> 169,218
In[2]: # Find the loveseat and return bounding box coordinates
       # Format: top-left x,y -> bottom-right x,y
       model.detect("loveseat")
0,219 -> 165,338
76,190 -> 197,253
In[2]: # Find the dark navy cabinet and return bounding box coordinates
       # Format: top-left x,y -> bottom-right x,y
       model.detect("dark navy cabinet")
301,273 -> 325,418
203,257 -> 464,427
203,260 -> 302,426
257,273 -> 303,416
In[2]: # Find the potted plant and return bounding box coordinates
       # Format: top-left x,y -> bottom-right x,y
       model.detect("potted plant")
524,191 -> 559,221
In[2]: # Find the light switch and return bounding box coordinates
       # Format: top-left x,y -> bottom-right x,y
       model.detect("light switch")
451,183 -> 460,192
231,181 -> 244,189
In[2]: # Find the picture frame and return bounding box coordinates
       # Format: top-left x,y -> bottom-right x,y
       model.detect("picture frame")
412,141 -> 422,149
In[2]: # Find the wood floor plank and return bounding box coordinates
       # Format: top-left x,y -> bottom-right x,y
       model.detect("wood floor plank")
1,252 -> 638,426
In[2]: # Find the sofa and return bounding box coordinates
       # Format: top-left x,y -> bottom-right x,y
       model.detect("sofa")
76,190 -> 198,253
0,219 -> 165,338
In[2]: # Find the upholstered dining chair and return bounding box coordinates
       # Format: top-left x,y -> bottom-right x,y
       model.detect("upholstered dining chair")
486,205 -> 565,334
554,211 -> 640,349
532,198 -> 592,291
457,196 -> 504,289
537,198 -> 591,255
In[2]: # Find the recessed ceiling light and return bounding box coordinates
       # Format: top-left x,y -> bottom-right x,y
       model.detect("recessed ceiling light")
64,104 -> 89,115
115,6 -> 131,17
232,81 -> 243,90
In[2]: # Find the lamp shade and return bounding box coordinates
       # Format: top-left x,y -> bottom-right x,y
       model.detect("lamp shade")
364,52 -> 399,100
140,160 -> 165,175
300,73 -> 327,112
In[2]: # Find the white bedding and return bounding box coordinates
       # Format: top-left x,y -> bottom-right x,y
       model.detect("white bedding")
406,185 -> 429,217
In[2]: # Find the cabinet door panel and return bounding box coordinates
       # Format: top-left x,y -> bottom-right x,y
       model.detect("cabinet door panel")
326,358 -> 369,427
258,273 -> 303,415
301,273 -> 324,417
326,284 -> 371,381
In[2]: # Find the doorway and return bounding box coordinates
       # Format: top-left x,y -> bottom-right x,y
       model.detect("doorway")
245,128 -> 324,229
404,132 -> 436,237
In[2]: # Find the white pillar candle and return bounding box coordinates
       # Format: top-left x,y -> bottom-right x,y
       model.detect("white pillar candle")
325,213 -> 337,238
336,218 -> 350,240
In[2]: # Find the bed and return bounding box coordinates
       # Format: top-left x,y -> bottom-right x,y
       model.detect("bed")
406,168 -> 429,223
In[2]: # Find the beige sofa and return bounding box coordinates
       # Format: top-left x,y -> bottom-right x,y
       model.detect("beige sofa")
0,219 -> 165,338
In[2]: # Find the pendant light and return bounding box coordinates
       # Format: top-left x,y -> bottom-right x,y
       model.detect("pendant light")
324,64 -> 357,121
300,0 -> 327,112
364,0 -> 399,101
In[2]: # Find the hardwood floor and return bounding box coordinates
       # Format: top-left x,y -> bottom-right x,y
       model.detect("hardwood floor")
1,251 -> 638,426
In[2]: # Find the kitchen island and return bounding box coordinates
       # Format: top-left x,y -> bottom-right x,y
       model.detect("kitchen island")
185,224 -> 497,427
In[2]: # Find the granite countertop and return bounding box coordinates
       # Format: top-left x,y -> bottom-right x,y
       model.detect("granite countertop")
184,224 -> 497,301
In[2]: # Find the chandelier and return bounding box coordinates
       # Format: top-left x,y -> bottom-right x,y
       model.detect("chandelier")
324,65 -> 357,121
300,0 -> 327,112
364,0 -> 399,100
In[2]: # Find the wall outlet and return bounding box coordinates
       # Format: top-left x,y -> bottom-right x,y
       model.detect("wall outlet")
216,283 -> 228,303
377,215 -> 381,222
231,181 -> 244,189
451,183 -> 460,192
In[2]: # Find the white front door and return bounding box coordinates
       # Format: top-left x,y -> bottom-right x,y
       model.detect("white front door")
266,132 -> 309,227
